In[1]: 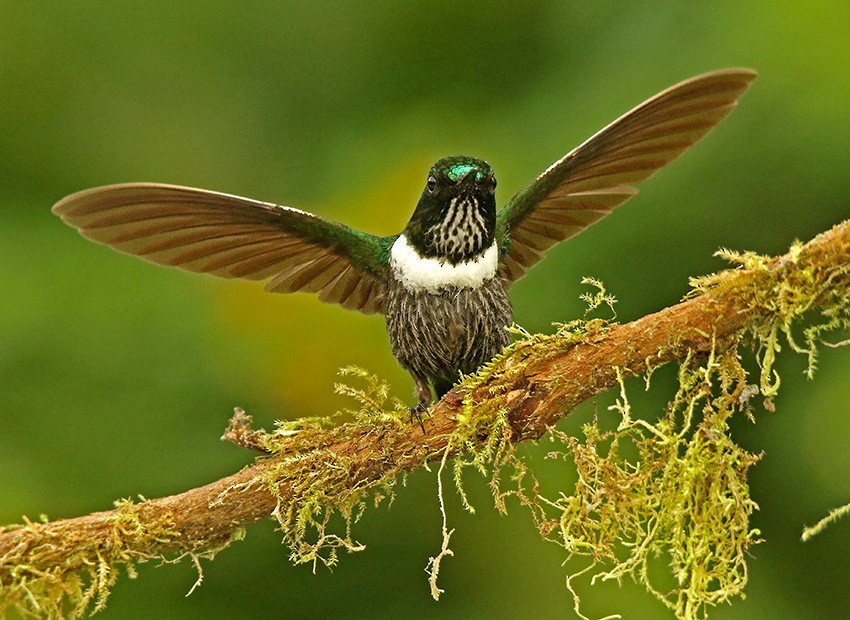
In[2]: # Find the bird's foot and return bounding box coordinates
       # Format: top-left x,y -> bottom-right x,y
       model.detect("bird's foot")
409,402 -> 428,434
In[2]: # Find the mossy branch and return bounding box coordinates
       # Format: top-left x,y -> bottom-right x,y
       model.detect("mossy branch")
2,220 -> 849,618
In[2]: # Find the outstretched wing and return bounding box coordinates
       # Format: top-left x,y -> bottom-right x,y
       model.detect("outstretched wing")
53,183 -> 393,314
495,68 -> 757,284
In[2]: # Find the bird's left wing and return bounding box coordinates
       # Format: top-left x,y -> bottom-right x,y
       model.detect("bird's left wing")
495,68 -> 757,285
53,183 -> 394,314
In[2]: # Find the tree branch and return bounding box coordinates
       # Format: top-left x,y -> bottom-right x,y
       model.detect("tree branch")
2,220 -> 849,615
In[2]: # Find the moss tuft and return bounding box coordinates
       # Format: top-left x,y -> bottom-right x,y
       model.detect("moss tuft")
529,347 -> 762,619
235,367 -> 409,571
0,498 -> 183,618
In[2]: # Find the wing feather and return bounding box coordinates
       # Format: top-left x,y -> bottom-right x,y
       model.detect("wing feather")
318,265 -> 360,306
496,68 -> 756,284
53,183 -> 392,314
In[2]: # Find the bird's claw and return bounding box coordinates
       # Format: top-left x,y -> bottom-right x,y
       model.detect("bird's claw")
409,402 -> 428,434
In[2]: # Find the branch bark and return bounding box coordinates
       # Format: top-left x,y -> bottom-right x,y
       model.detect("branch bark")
2,219 -> 849,608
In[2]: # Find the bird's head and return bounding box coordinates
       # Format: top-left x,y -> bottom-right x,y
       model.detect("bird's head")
405,156 -> 497,263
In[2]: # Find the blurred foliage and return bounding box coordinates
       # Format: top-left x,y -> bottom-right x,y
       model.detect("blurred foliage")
1,1 -> 848,618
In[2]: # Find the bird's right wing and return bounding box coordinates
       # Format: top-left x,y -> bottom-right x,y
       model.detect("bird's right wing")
53,183 -> 394,314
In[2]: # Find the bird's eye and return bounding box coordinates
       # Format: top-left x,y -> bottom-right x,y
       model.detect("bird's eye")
427,175 -> 437,194
488,177 -> 497,193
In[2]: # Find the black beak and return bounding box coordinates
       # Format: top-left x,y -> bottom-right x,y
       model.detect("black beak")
460,169 -> 478,188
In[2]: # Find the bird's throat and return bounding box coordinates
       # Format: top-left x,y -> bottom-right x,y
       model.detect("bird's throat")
427,195 -> 492,260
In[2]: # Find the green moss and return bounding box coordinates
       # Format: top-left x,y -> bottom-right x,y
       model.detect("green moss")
0,367 -> 410,617
3,235 -> 847,618
241,367 -> 409,571
429,237 -> 849,618
802,502 -> 850,542
691,244 -> 850,400
529,348 -> 762,619
0,498 -> 184,618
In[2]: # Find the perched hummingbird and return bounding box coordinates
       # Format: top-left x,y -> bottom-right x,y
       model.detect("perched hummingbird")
53,68 -> 755,418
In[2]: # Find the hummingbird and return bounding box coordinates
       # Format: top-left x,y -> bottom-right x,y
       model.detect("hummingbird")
53,68 -> 755,420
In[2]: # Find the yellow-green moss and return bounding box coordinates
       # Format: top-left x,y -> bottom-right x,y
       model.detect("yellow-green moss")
802,502 -> 850,542
691,244 -> 850,398
521,347 -> 763,619
3,236 -> 847,618
241,367 -> 409,571
429,240 -> 849,618
0,498 -> 184,619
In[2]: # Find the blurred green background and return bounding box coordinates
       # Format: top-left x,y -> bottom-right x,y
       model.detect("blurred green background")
2,2 -> 849,618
